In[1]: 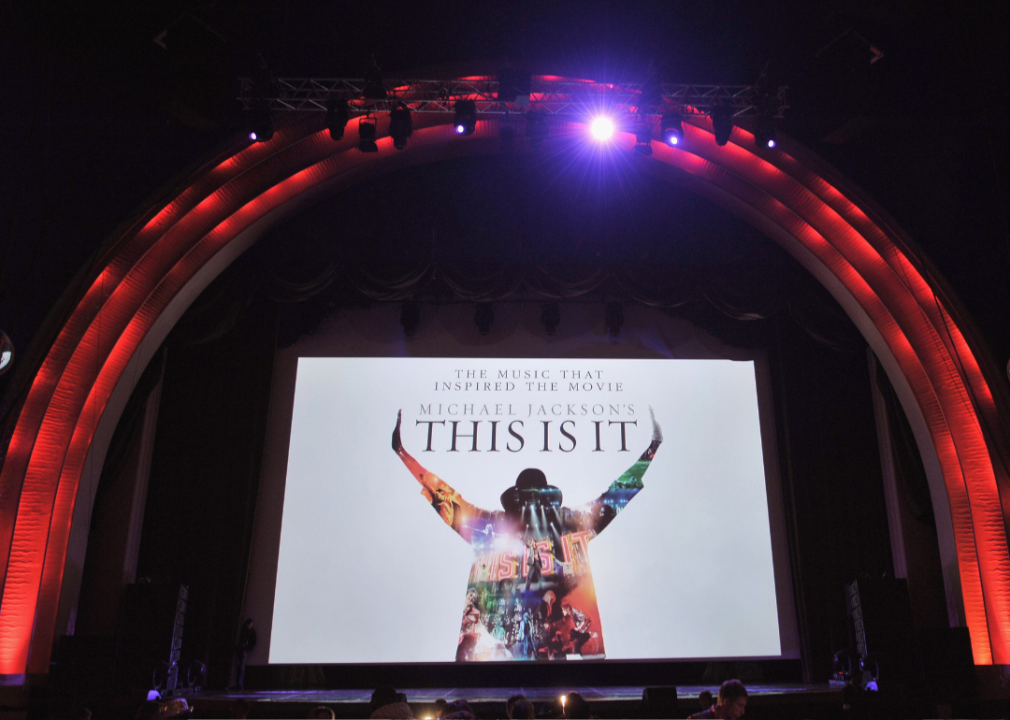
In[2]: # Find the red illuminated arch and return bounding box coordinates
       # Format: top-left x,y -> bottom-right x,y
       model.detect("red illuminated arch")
2,88 -> 1010,678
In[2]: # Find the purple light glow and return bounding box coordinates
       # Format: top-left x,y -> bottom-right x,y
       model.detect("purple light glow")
590,117 -> 615,141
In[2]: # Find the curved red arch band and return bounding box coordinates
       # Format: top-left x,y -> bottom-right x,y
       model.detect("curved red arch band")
1,110 -> 1009,676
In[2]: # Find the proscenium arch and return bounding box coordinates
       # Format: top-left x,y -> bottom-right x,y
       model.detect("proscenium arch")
2,96 -> 1010,679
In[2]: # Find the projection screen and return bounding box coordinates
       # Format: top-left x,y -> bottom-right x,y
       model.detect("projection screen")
265,347 -> 787,664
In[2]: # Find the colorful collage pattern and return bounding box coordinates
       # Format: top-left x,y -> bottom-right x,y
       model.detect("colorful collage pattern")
393,412 -> 661,662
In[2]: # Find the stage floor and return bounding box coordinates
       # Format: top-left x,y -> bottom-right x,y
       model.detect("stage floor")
191,683 -> 832,704
177,685 -> 846,719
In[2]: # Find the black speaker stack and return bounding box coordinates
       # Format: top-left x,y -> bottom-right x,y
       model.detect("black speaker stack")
844,576 -> 977,712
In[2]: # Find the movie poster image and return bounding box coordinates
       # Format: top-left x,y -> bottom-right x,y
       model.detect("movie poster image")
270,358 -> 782,664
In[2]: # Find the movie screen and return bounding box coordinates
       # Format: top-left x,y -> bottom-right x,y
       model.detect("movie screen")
269,357 -> 782,663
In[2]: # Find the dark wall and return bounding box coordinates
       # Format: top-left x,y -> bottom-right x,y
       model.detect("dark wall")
135,299 -> 277,688
769,319 -> 893,682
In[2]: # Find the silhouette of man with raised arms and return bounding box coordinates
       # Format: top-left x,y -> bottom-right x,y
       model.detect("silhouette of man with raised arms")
392,408 -> 663,661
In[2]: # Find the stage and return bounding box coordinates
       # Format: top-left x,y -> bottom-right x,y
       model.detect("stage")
180,684 -> 843,719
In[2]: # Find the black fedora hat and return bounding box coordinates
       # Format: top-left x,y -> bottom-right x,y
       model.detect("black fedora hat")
500,468 -> 563,513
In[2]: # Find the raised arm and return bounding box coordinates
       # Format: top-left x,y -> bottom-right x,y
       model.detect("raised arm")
581,407 -> 663,535
392,410 -> 490,542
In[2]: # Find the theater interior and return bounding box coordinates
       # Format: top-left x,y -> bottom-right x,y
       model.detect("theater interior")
1,2 -> 1009,718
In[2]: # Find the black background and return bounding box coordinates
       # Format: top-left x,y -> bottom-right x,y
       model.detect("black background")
1,0 -> 1004,691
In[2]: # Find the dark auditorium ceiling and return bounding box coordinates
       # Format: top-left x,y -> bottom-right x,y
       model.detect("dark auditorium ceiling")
1,0 -> 1008,381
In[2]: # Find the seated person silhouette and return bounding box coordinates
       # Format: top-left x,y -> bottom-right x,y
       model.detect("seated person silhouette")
689,679 -> 748,719
392,408 -> 662,661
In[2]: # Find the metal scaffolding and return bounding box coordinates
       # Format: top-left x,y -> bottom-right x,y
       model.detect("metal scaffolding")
238,75 -> 789,119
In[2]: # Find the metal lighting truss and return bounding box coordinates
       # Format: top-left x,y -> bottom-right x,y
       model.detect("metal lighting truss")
239,75 -> 788,119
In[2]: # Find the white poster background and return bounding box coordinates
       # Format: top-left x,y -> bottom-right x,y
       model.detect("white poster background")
270,357 -> 781,663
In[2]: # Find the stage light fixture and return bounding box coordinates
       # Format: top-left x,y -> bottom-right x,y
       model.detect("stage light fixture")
454,100 -> 477,135
590,116 -> 615,141
184,660 -> 207,690
711,103 -> 733,146
388,102 -> 413,149
248,106 -> 273,143
754,115 -> 777,149
326,97 -> 349,140
660,112 -> 684,146
0,330 -> 13,376
248,61 -> 276,142
357,117 -> 378,152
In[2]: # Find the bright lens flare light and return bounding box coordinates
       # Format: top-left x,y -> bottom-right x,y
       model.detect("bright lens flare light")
590,117 -> 615,141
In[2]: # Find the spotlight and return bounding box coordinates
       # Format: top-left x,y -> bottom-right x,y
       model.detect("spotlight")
248,61 -> 276,142
326,97 -> 349,140
711,103 -> 733,146
634,122 -> 653,155
248,106 -> 273,143
389,102 -> 412,149
0,330 -> 13,376
454,100 -> 477,135
590,116 -> 615,141
754,115 -> 777,149
526,112 -> 548,144
660,112 -> 684,146
357,117 -> 378,152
